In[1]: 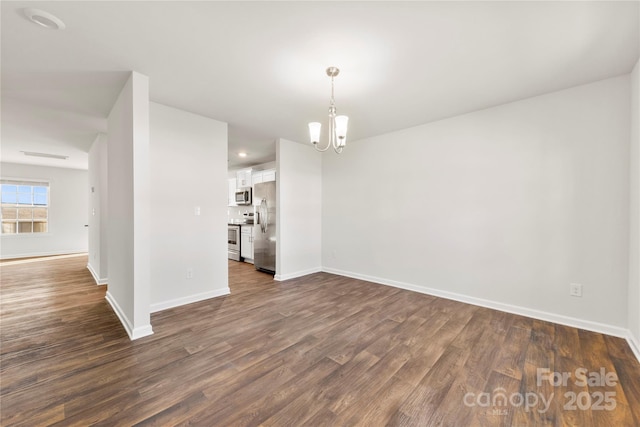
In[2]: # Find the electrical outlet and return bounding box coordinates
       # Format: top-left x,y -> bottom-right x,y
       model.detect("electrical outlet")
569,283 -> 582,297
186,268 -> 193,279
194,206 -> 201,216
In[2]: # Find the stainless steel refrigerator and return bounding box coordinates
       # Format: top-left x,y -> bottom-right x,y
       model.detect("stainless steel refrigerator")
254,181 -> 276,274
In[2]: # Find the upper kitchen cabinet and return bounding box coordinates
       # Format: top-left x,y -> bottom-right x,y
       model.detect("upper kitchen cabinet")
228,178 -> 237,206
236,168 -> 252,188
252,169 -> 276,185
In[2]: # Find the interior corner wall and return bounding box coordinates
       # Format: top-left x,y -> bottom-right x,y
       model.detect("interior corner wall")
87,133 -> 108,284
99,134 -> 109,280
106,71 -> 152,340
0,162 -> 88,259
322,75 -> 631,333
275,138 -> 322,280
149,102 -> 229,311
629,58 -> 640,352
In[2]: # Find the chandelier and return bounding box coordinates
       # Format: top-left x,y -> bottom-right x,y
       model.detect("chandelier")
308,67 -> 349,153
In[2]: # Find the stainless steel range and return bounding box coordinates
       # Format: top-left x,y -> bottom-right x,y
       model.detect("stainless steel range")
228,224 -> 241,261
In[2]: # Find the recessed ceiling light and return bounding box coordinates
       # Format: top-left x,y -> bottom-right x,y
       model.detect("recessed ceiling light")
23,8 -> 66,30
238,152 -> 248,158
21,151 -> 69,160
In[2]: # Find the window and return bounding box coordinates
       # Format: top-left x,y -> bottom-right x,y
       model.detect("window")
1,180 -> 49,234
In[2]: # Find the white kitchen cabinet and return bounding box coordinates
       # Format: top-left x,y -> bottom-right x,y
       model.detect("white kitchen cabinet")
241,225 -> 254,262
252,169 -> 276,186
236,168 -> 252,188
228,178 -> 237,206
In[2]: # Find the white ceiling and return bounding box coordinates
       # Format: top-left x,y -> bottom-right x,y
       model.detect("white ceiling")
2,1 -> 638,170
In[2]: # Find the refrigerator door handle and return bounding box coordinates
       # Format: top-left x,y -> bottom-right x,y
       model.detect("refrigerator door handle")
260,199 -> 268,233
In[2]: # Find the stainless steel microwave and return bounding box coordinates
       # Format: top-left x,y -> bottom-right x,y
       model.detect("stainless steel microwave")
235,188 -> 252,205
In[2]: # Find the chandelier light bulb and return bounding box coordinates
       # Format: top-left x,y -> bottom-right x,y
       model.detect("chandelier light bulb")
335,115 -> 348,143
308,122 -> 321,144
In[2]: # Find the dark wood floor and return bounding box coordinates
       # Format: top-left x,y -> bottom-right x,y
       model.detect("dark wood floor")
1,256 -> 639,426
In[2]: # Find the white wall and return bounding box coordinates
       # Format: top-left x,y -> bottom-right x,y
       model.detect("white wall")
106,72 -> 152,340
0,162 -> 88,259
322,76 -> 630,333
87,133 -> 108,284
276,138 -> 322,280
629,58 -> 640,354
149,102 -> 229,311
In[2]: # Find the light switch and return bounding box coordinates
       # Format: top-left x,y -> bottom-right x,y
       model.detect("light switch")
194,206 -> 201,216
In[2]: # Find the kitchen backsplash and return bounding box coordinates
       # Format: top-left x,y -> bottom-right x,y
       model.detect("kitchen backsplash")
228,206 -> 254,223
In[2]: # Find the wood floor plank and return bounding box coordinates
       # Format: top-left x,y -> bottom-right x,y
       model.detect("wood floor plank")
511,320 -> 558,426
554,354 -> 594,427
211,357 -> 342,427
577,329 -> 636,426
392,315 -> 471,387
425,310 -> 504,426
389,345 -> 468,425
1,256 -> 639,426
259,350 -> 381,426
610,353 -> 640,426
343,375 -> 415,426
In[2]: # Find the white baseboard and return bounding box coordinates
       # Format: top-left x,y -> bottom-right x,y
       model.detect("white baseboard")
130,324 -> 154,340
86,263 -> 108,286
275,266 -> 322,282
105,291 -> 153,340
322,266 -> 630,339
627,331 -> 640,363
150,287 -> 230,313
0,250 -> 87,260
